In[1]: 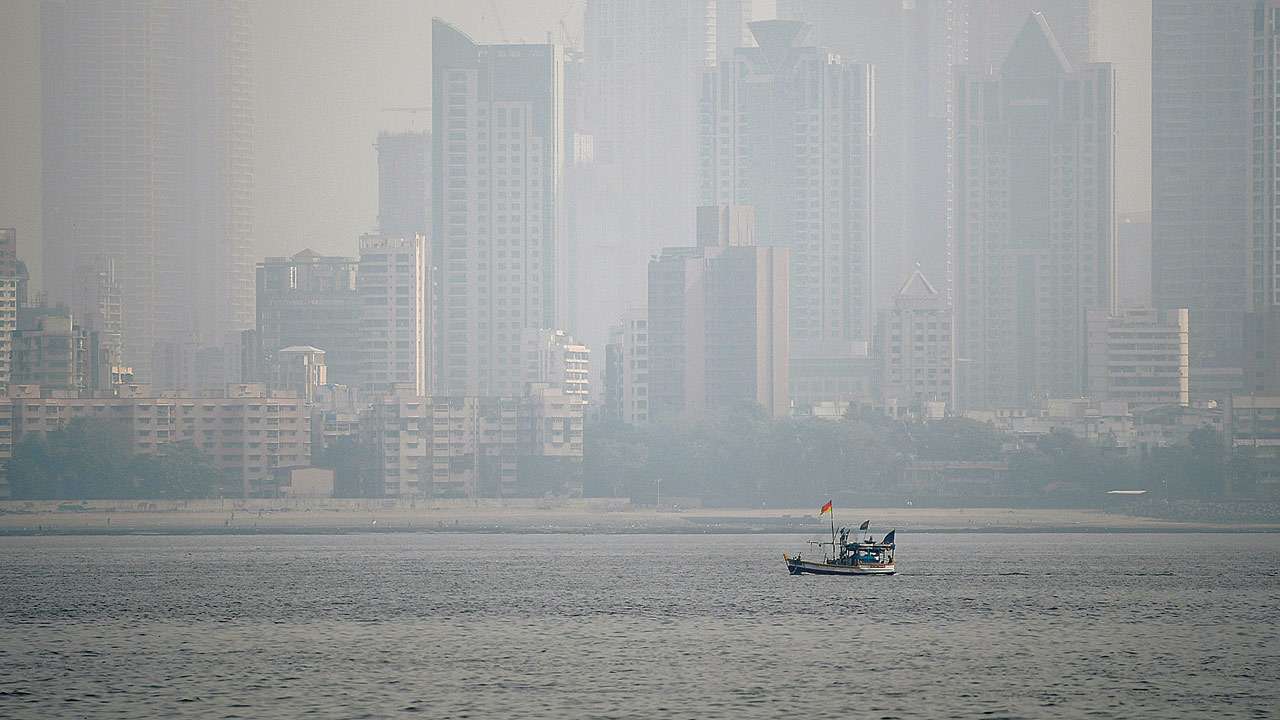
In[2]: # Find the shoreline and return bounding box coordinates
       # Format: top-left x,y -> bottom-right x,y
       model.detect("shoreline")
1,504 -> 1276,536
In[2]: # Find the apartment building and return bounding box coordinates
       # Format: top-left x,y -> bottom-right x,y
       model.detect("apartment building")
6,383 -> 309,497
878,269 -> 954,414
256,250 -> 361,385
1086,308 -> 1190,409
358,235 -> 427,396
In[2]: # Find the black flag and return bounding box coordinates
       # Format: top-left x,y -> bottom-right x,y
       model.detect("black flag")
858,520 -> 870,530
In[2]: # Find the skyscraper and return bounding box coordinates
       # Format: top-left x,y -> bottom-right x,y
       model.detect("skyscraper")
1152,0 -> 1253,377
647,206 -> 790,421
376,131 -> 431,240
255,250 -> 362,386
954,14 -> 1115,409
41,0 -> 254,381
776,0 -> 958,304
358,234 -> 427,397
432,19 -> 562,397
701,21 -> 874,353
581,0 -> 752,346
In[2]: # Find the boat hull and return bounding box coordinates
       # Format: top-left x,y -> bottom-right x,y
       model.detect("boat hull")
784,555 -> 895,576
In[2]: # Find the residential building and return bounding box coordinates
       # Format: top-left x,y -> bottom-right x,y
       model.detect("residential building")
1225,395 -> 1280,490
648,206 -> 790,420
878,269 -> 954,414
0,229 -> 19,390
789,352 -> 880,411
363,387 -> 583,499
582,1 -> 753,333
358,234 -> 427,396
41,0 -> 254,380
604,307 -> 650,426
270,346 -> 327,406
1152,0 -> 1253,377
954,13 -> 1115,409
0,398 -> 12,498
701,21 -> 874,351
432,20 -> 562,397
521,329 -> 590,407
7,383 -> 309,497
1086,308 -> 1190,409
256,250 -> 362,385
377,131 -> 431,240
10,307 -> 116,392
1117,212 -> 1153,309
1244,310 -> 1280,393
775,0 -> 960,302
363,385 -> 429,498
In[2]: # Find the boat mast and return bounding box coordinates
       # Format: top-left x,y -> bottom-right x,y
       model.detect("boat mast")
829,505 -> 837,562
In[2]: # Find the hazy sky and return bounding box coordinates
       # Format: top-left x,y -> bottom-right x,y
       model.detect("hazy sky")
0,1 -> 779,289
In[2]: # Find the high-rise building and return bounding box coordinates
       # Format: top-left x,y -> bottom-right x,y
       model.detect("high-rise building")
358,235 -> 427,396
581,1 -> 753,348
432,20 -> 562,397
604,307 -> 650,426
954,13 -> 1115,409
376,131 -> 431,240
701,21 -> 874,353
0,229 -> 19,391
775,0 -> 958,304
1086,308 -> 1190,410
648,206 -> 790,421
1152,0 -> 1253,377
41,0 -> 254,381
878,269 -> 954,414
256,250 -> 362,386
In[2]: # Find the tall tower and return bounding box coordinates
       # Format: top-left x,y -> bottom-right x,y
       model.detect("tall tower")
432,20 -> 562,397
581,0 -> 752,342
376,131 -> 431,240
41,0 -> 254,381
954,13 -> 1115,409
701,20 -> 874,355
1152,0 -> 1253,382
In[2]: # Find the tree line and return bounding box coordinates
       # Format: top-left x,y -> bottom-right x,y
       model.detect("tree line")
8,419 -> 223,500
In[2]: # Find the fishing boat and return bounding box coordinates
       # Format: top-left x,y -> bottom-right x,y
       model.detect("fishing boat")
784,501 -> 896,576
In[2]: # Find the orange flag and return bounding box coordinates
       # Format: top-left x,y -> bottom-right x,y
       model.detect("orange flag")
820,500 -> 833,515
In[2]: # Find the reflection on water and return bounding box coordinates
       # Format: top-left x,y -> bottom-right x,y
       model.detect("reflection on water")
0,533 -> 1276,718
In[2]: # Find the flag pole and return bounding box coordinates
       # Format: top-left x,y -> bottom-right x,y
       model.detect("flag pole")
830,504 -> 836,562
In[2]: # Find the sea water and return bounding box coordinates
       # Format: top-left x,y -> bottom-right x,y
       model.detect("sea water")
0,532 -> 1275,719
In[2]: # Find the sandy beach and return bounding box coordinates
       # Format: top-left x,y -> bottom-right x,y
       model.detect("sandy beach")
0,499 -> 1275,535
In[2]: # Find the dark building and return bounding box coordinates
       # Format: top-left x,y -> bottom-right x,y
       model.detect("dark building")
255,250 -> 362,386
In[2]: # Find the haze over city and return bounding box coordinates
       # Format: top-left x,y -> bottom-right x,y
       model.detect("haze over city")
0,1 -> 1276,718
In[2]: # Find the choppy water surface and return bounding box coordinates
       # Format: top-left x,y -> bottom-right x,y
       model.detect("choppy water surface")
0,532 -> 1276,719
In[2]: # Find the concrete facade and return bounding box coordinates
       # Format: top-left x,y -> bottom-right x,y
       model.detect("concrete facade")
255,250 -> 361,386
6,383 -> 309,498
648,206 -> 790,420
40,0 -> 254,380
701,21 -> 874,351
878,269 -> 954,414
358,235 -> 427,396
955,13 -> 1115,409
1086,308 -> 1190,409
432,20 -> 562,397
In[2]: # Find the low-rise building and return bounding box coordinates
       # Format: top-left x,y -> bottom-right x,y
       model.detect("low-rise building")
363,386 -> 584,499
1086,308 -> 1189,409
7,383 -> 309,497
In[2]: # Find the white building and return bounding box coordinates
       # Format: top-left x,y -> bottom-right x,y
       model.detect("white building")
1086,308 -> 1189,409
358,234 -> 427,396
878,269 -> 954,414
432,20 -> 562,397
